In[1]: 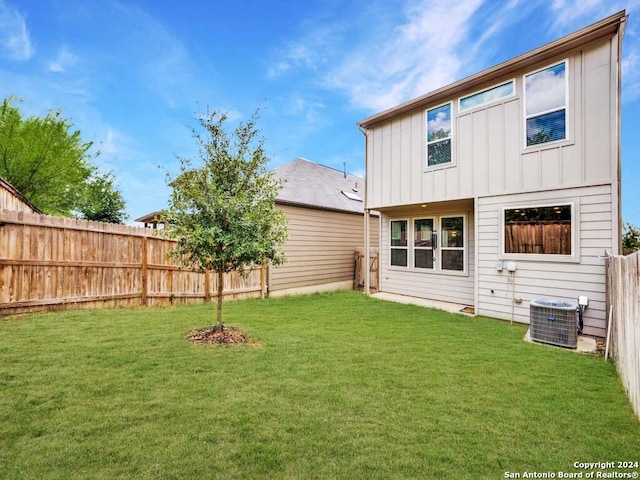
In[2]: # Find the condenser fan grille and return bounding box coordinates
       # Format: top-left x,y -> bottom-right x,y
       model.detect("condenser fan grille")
530,299 -> 577,349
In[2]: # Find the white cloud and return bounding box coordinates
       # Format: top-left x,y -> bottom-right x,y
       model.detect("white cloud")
623,49 -> 640,103
0,0 -> 33,61
550,0 -> 640,34
266,25 -> 339,79
324,0 -> 486,111
48,45 -> 78,73
287,94 -> 326,126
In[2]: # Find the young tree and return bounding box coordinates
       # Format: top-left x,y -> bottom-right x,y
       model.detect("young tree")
622,222 -> 640,254
164,109 -> 287,331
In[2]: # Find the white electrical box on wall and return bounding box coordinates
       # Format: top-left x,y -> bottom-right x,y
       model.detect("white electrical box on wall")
506,261 -> 517,272
496,261 -> 503,271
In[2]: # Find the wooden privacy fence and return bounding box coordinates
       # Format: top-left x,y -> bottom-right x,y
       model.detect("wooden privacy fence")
0,209 -> 265,315
354,247 -> 379,292
504,222 -> 571,255
606,251 -> 640,418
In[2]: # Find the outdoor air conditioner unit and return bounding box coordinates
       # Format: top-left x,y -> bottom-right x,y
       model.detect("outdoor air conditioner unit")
529,298 -> 578,349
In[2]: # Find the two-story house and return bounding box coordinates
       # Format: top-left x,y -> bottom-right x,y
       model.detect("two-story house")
358,11 -> 627,339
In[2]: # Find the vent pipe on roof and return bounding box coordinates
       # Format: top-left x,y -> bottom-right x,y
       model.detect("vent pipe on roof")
343,162 -> 347,179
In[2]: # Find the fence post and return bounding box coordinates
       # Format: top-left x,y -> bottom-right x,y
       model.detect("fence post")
260,264 -> 266,299
141,236 -> 148,306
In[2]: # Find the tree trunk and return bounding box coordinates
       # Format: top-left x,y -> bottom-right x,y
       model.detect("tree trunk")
215,269 -> 224,332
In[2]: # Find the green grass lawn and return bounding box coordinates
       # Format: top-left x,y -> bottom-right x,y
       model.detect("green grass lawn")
1,291 -> 639,479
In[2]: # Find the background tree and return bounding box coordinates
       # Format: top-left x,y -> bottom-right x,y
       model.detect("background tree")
622,222 -> 640,254
0,97 -> 127,222
77,172 -> 128,224
163,109 -> 287,331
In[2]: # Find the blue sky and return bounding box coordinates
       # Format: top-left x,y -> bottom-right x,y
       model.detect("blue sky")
1,0 -> 639,225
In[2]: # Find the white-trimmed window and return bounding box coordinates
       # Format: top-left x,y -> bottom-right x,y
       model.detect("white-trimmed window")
390,215 -> 466,273
459,80 -> 515,112
426,103 -> 452,167
390,220 -> 408,267
440,216 -> 465,271
503,204 -> 573,256
525,61 -> 568,147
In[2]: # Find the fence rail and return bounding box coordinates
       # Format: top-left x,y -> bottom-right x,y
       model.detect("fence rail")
606,251 -> 640,418
0,209 -> 265,315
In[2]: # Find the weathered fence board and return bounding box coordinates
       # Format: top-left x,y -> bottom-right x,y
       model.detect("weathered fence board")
606,251 -> 640,418
0,209 -> 264,315
354,247 -> 379,292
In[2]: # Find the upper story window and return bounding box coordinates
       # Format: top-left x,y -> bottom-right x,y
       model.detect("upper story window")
459,80 -> 514,112
525,61 -> 567,147
504,204 -> 573,255
426,103 -> 452,167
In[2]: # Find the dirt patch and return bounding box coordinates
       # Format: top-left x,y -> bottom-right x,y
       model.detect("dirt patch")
187,326 -> 254,346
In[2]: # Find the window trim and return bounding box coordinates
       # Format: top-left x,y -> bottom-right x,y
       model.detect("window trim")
523,59 -> 569,149
425,102 -> 454,169
390,219 -> 409,268
500,201 -> 580,263
388,214 -> 468,275
458,79 -> 516,112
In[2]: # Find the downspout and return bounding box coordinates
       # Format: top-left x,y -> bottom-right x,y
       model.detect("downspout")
615,15 -> 627,254
358,125 -> 370,295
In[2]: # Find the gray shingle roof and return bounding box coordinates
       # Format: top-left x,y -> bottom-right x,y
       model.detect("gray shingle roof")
273,158 -> 364,214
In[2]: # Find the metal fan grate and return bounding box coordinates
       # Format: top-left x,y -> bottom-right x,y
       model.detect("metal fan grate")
529,298 -> 577,348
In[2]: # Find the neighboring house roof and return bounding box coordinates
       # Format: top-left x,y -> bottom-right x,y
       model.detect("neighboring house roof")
135,158 -> 369,225
358,10 -> 627,128
0,176 -> 43,214
274,158 -> 365,215
134,210 -> 163,224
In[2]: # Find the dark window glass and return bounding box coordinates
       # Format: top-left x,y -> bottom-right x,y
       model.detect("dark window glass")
441,217 -> 463,248
391,249 -> 408,267
415,249 -> 433,269
526,110 -> 566,146
442,250 -> 464,271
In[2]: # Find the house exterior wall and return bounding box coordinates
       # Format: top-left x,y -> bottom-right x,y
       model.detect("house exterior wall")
360,15 -> 623,340
379,199 -> 475,306
477,185 -> 612,337
269,204 -> 379,295
365,38 -> 618,214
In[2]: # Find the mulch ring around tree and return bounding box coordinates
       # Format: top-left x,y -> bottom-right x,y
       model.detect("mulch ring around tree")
187,326 -> 255,346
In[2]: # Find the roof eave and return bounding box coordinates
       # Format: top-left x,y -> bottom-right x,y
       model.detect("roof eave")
276,199 -> 365,216
358,10 -> 627,129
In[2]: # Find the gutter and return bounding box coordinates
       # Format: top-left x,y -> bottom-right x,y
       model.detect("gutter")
358,10 -> 627,129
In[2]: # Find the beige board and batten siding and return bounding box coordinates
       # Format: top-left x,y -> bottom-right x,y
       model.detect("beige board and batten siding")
269,204 -> 379,295
477,185 -> 612,338
379,199 -> 475,306
365,36 -> 617,210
